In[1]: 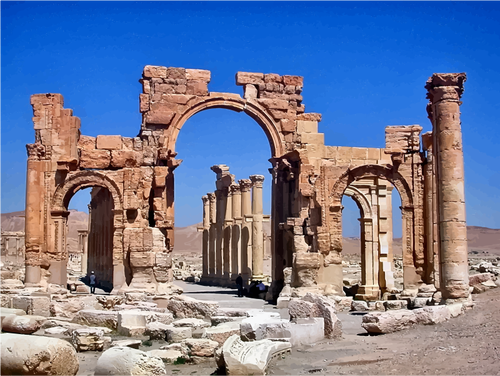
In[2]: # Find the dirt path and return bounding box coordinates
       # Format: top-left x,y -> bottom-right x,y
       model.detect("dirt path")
269,288 -> 500,376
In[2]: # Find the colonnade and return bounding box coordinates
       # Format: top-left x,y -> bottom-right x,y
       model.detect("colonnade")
200,165 -> 268,287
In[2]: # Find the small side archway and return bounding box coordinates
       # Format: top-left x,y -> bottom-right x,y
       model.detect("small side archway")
49,171 -> 126,291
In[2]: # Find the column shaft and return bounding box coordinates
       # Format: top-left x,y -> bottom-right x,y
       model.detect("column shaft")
239,179 -> 252,284
426,73 -> 469,300
250,175 -> 265,280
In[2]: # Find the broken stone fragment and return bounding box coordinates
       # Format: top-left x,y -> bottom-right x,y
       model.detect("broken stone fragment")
362,310 -> 417,334
71,327 -> 104,352
222,334 -> 292,376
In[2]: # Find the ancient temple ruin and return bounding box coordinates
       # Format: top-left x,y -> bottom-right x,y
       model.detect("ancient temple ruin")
24,67 -> 469,302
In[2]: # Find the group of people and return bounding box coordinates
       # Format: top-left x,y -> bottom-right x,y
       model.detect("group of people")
235,273 -> 267,299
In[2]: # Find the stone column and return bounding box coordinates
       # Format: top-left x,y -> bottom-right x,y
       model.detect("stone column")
239,179 -> 252,284
230,184 -> 242,281
223,188 -> 233,284
250,175 -> 265,280
201,195 -> 210,279
426,73 -> 469,300
208,192 -> 217,279
49,210 -> 70,286
78,229 -> 89,275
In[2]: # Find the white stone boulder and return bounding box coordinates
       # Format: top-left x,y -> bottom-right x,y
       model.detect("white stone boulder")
1,333 -> 79,375
204,321 -> 241,346
222,334 -> 291,376
117,310 -> 152,337
167,295 -> 219,319
94,347 -> 166,375
1,314 -> 46,334
413,305 -> 451,325
44,326 -> 69,335
362,310 -> 417,334
0,308 -> 26,316
447,303 -> 464,318
72,328 -> 104,352
72,309 -> 118,329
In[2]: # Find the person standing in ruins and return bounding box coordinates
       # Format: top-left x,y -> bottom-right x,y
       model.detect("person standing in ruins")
236,273 -> 243,297
89,271 -> 97,294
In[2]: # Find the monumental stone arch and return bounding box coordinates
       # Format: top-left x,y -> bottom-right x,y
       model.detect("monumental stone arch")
24,67 -> 470,303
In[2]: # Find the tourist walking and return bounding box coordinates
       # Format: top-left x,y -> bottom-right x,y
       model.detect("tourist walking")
236,273 -> 243,297
89,271 -> 97,294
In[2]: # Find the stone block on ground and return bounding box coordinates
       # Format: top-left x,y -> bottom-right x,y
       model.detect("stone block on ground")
117,310 -> 159,336
0,308 -> 26,316
240,316 -> 291,341
204,321 -> 241,346
447,303 -> 464,318
351,300 -> 369,312
302,293 -> 342,339
183,338 -> 219,357
96,295 -> 125,310
384,300 -> 408,310
166,326 -> 193,343
147,349 -> 188,363
173,318 -> 211,329
50,298 -> 86,319
12,296 -> 50,317
288,318 -> 325,347
222,334 -> 292,376
145,321 -> 171,340
413,297 -> 431,308
94,347 -> 166,375
167,295 -> 219,319
1,314 -> 46,334
111,339 -> 142,349
215,307 -> 249,317
1,333 -> 79,375
72,328 -> 104,352
44,326 -> 69,335
42,319 -> 85,334
413,305 -> 451,325
72,309 -> 118,329
362,310 -> 417,334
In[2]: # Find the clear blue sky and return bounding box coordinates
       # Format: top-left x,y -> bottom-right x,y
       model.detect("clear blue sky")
2,1 -> 500,237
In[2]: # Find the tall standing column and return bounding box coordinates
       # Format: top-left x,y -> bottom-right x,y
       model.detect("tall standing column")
223,188 -> 233,284
201,195 -> 210,279
208,192 -> 217,279
426,73 -> 468,300
231,184 -> 242,281
250,175 -> 265,280
239,179 -> 253,284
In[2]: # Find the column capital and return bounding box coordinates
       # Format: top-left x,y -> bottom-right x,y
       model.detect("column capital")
202,195 -> 209,204
207,192 -> 216,203
249,174 -> 265,188
425,73 -> 466,103
229,184 -> 241,195
239,179 -> 252,192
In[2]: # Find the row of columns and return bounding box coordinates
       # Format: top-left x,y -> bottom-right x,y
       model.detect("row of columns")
200,165 -> 268,287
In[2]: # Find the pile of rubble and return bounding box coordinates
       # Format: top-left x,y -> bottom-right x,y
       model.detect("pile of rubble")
172,258 -> 202,283
0,280 -> 344,375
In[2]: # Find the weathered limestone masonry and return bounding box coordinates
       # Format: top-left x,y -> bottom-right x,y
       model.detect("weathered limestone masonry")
25,67 -> 468,303
1,232 -> 25,268
200,166 -> 268,287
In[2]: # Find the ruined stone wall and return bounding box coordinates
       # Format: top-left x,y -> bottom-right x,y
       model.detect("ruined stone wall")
24,67 -> 468,302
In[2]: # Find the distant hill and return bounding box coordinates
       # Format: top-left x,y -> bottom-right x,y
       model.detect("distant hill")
2,211 -> 499,256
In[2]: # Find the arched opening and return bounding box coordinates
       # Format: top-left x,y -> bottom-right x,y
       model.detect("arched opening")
50,171 -> 125,292
332,165 -> 415,300
173,108 -> 274,290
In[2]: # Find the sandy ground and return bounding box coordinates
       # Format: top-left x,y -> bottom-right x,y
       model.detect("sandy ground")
77,283 -> 500,376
